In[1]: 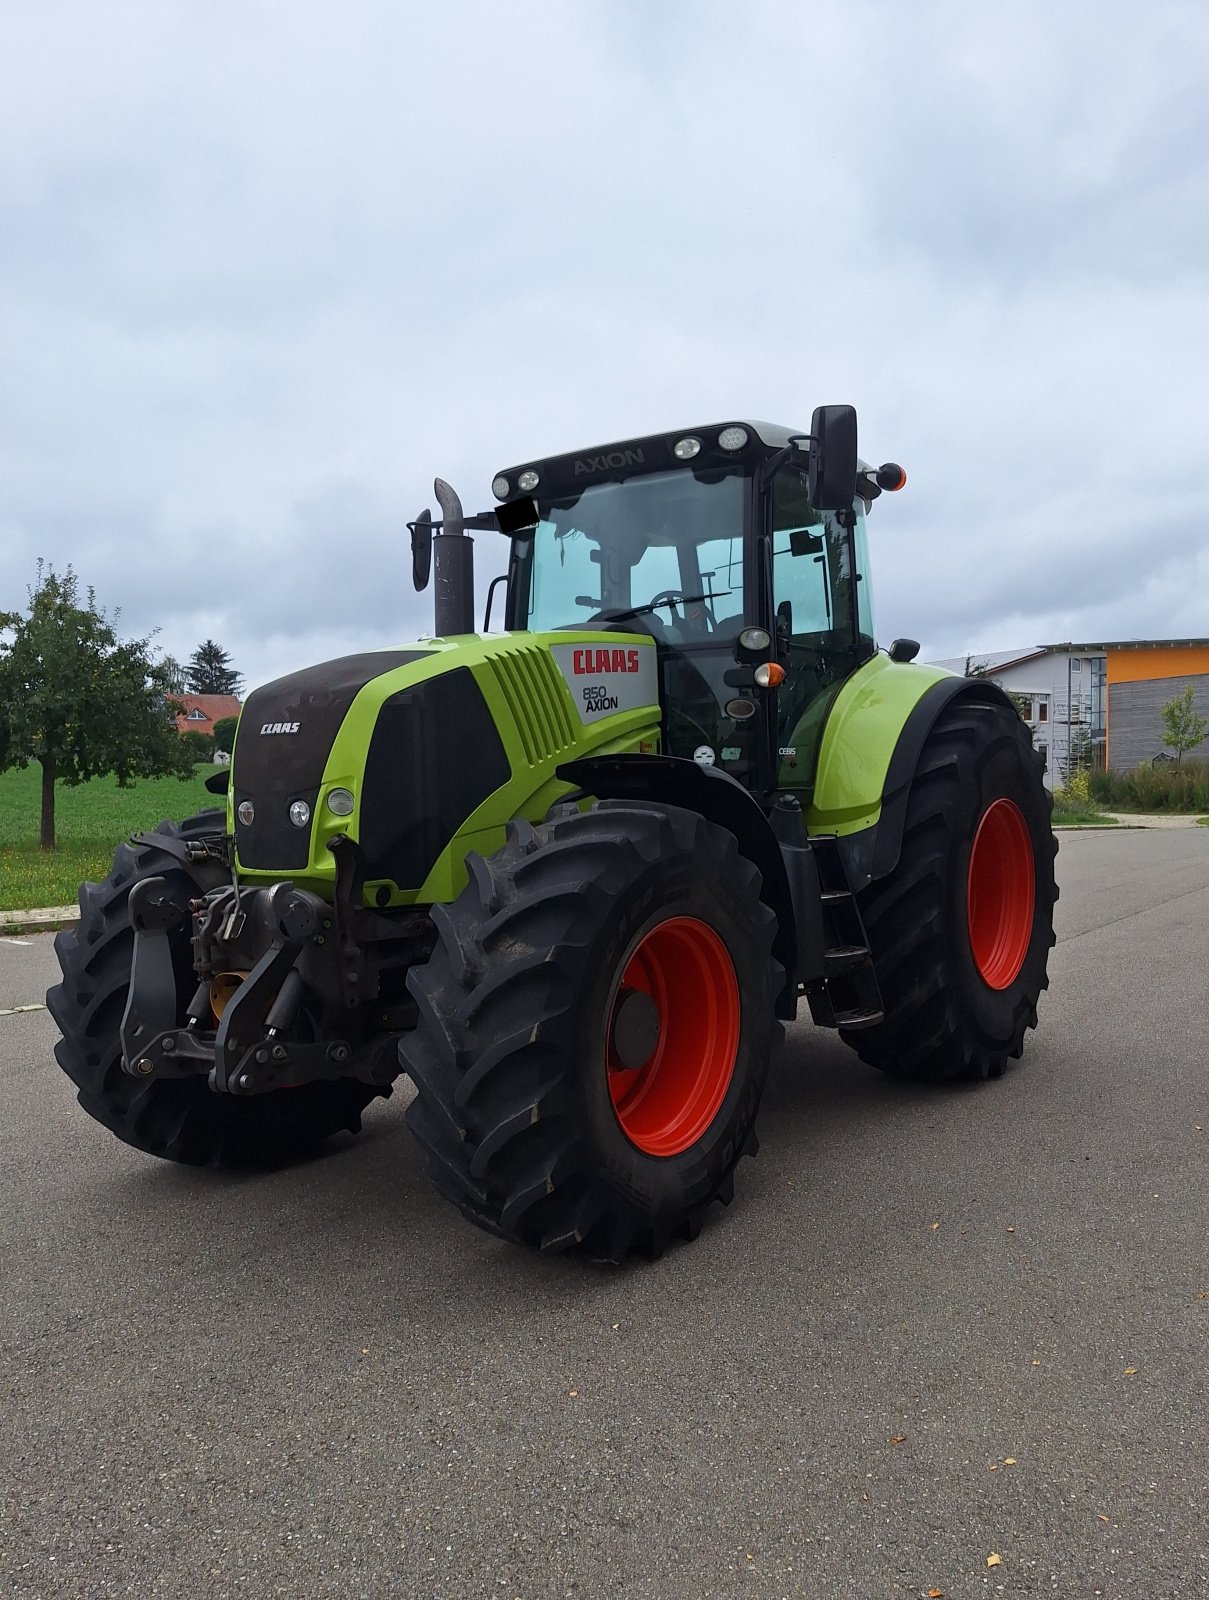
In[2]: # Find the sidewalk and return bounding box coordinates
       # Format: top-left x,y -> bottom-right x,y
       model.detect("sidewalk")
1102,812 -> 1206,829
1,905 -> 78,936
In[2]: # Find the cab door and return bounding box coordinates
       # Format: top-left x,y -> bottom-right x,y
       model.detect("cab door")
767,465 -> 872,793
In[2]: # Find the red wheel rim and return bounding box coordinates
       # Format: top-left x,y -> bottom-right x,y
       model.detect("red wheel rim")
967,798 -> 1035,989
606,916 -> 740,1157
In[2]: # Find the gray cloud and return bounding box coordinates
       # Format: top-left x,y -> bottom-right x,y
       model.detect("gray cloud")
2,0 -> 1207,692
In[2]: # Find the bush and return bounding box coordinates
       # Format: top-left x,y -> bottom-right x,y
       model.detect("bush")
212,715 -> 238,755
1089,759 -> 1209,812
181,730 -> 214,760
1063,769 -> 1092,807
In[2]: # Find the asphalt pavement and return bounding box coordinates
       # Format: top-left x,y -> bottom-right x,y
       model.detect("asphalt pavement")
1,830 -> 1206,1600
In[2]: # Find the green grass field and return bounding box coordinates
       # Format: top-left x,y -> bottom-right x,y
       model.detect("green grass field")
0,762 -> 222,912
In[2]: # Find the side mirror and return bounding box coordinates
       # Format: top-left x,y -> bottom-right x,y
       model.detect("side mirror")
411,508 -> 433,592
495,496 -> 540,537
808,404 -> 858,511
789,528 -> 824,557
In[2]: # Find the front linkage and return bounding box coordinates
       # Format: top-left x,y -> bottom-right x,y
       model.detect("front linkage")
119,828 -> 431,1098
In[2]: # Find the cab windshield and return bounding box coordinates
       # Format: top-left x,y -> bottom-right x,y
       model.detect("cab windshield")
517,468 -> 748,642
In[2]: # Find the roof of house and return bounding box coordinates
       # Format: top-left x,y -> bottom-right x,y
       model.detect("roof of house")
927,648 -> 1048,676
931,638 -> 1209,676
1049,639 -> 1209,652
173,693 -> 242,730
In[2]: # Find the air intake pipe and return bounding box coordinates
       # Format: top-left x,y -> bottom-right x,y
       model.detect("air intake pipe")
432,477 -> 476,637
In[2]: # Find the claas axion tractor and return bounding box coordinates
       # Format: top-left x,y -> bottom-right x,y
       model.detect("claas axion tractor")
49,409 -> 1056,1260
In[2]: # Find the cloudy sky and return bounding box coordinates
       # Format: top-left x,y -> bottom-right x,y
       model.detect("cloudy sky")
3,0 -> 1207,692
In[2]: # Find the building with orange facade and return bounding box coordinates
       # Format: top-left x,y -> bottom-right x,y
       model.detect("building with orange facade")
1092,639 -> 1209,770
929,638 -> 1209,782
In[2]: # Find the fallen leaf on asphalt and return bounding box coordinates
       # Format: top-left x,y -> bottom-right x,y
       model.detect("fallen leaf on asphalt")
890,1434 -> 908,1445
1006,1226 -> 1015,1233
1098,1514 -> 1110,1524
931,1221 -> 940,1231
986,1553 -> 1002,1568
1198,1291 -> 1206,1301
1032,1360 -> 1042,1367
928,1589 -> 945,1597
1124,1368 -> 1138,1376
1003,1457 -> 1017,1465
569,1389 -> 578,1397
988,1464 -> 999,1472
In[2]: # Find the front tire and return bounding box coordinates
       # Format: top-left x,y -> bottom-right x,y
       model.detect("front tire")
47,813 -> 384,1165
841,699 -> 1057,1082
400,802 -> 782,1259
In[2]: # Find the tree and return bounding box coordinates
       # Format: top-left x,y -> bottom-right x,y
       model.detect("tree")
155,653 -> 188,695
1061,722 -> 1093,785
963,655 -> 1030,721
1159,683 -> 1208,767
187,639 -> 243,696
212,715 -> 239,756
0,563 -> 195,849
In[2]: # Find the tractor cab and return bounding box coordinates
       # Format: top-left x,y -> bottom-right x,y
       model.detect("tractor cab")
490,413 -> 900,797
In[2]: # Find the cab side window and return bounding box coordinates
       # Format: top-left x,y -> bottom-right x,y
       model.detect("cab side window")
770,468 -> 862,786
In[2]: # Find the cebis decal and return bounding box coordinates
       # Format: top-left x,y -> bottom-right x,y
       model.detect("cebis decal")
548,642 -> 659,726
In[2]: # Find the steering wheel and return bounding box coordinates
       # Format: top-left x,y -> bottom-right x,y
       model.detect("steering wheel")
647,589 -> 716,635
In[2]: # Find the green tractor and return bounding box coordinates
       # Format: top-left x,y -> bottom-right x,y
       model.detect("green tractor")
48,410 -> 1056,1259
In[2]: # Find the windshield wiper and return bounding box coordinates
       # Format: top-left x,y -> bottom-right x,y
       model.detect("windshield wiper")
605,591 -> 732,623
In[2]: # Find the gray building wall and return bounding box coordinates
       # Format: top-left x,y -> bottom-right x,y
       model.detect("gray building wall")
1108,674 -> 1209,769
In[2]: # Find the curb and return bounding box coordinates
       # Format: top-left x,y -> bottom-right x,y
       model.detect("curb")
0,906 -> 78,936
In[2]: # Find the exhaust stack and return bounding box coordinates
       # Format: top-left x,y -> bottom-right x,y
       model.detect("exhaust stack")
431,478 -> 476,636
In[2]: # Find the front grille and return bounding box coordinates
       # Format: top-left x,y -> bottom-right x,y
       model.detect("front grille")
233,649 -> 427,870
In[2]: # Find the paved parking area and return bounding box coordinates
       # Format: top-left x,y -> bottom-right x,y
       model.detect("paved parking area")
1,829 -> 1206,1599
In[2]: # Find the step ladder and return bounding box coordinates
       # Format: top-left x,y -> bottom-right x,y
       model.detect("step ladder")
804,836 -> 885,1030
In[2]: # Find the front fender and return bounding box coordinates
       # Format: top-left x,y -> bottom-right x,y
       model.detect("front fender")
557,754 -> 802,1015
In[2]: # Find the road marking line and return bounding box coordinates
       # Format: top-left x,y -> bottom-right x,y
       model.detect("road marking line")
0,1003 -> 47,1016
1,937 -> 34,946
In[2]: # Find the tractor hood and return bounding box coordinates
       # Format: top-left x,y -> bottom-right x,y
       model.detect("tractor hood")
229,632 -> 660,905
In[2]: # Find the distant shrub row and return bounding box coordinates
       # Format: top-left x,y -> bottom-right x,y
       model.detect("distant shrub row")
1087,758 -> 1209,812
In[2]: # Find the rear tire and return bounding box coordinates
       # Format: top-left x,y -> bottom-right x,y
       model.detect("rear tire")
47,812 -> 384,1165
840,699 -> 1057,1082
400,801 -> 782,1260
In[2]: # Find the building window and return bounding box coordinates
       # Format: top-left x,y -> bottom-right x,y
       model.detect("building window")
1038,699 -> 1048,722
1037,743 -> 1048,771
186,709 -> 208,721
1071,657 -> 1081,672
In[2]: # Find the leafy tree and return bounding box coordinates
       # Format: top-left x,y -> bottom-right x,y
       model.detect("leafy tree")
212,715 -> 239,755
155,653 -> 188,695
187,639 -> 243,696
181,730 -> 214,760
1159,683 -> 1208,767
0,563 -> 195,849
